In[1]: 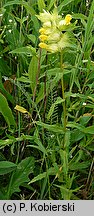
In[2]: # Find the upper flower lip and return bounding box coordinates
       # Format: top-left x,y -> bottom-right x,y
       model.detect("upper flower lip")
39,42 -> 48,49
65,14 -> 72,25
39,35 -> 48,41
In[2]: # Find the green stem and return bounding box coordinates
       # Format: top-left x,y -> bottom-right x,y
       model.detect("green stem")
16,64 -> 21,164
6,172 -> 14,199
16,4 -> 24,163
60,52 -> 66,131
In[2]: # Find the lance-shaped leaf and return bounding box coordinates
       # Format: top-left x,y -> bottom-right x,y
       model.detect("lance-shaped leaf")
0,93 -> 15,128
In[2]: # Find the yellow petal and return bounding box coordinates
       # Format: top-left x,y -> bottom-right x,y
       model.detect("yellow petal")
65,14 -> 72,25
39,27 -> 52,35
39,34 -> 48,41
39,28 -> 46,34
39,42 -> 48,49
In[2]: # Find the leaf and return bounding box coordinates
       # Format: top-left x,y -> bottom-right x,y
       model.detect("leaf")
38,0 -> 46,12
60,150 -> 68,179
36,83 -> 44,104
34,138 -> 47,155
27,130 -> 47,155
28,56 -> 38,94
47,0 -> 55,10
7,157 -> 35,198
36,121 -> 64,134
67,122 -> 85,131
85,37 -> 94,52
27,34 -> 36,44
72,13 -> 87,20
4,0 -> 36,15
17,76 -> 31,83
46,68 -> 72,80
47,68 -> 61,76
31,15 -> 40,32
10,46 -> 36,56
14,105 -> 30,115
80,115 -> 92,126
68,121 -> 94,135
0,83 -> 14,104
71,129 -> 84,144
83,126 -> 94,134
29,167 -> 56,184
54,184 -> 83,200
0,135 -> 34,149
29,172 -> 47,184
85,0 -> 94,42
0,58 -> 11,76
58,0 -> 75,12
0,93 -> 16,128
47,97 -> 65,120
36,82 -> 49,104
0,161 -> 17,175
69,161 -> 90,170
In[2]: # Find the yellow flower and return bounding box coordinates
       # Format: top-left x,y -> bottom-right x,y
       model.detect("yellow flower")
39,27 -> 52,35
39,27 -> 46,34
65,14 -> 72,25
58,14 -> 72,29
39,42 -> 48,49
37,10 -> 73,53
39,35 -> 48,41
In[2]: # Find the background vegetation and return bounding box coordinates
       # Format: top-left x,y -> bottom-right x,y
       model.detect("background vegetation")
0,0 -> 94,200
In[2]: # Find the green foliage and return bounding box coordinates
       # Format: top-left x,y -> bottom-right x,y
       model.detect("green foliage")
28,55 -> 38,94
0,0 -> 94,200
0,161 -> 17,175
6,157 -> 35,199
0,93 -> 15,128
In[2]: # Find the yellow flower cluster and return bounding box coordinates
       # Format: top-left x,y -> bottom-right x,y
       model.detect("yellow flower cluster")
36,10 -> 72,53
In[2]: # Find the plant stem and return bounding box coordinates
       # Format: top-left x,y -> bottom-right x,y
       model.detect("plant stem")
16,63 -> 21,164
16,3 -> 24,163
31,49 -> 41,119
60,52 -> 66,131
43,54 -> 47,122
33,48 -> 41,103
